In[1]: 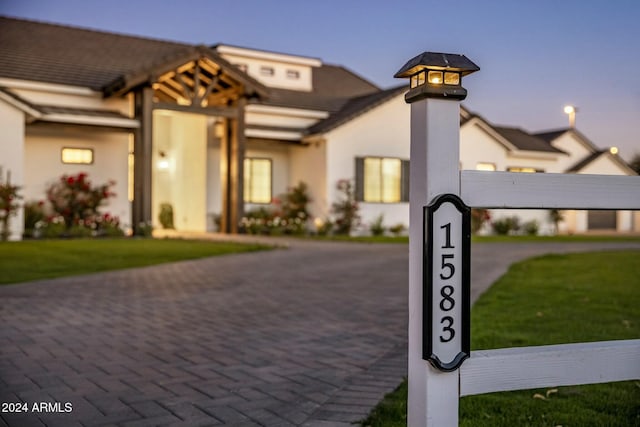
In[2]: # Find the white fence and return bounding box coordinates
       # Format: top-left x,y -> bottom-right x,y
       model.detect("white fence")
459,170 -> 640,397
408,97 -> 640,426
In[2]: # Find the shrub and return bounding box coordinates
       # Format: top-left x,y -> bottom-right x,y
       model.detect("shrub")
522,219 -> 539,236
549,209 -> 564,235
369,214 -> 385,236
46,172 -> 115,230
279,182 -> 312,235
23,201 -> 46,238
491,216 -> 520,235
240,182 -> 312,236
389,223 -> 406,236
134,221 -> 153,238
159,203 -> 175,229
331,179 -> 360,235
471,208 -> 491,234
0,169 -> 22,241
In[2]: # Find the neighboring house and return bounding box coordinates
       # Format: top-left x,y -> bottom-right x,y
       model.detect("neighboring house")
1,17 -> 637,240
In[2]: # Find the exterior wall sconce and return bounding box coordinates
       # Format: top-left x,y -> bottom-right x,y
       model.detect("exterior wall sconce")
158,151 -> 169,170
395,52 -> 479,103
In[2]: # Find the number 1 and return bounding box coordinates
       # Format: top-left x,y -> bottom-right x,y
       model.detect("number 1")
441,223 -> 454,249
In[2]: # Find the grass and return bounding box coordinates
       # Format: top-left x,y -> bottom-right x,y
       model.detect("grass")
361,250 -> 640,426
0,238 -> 270,285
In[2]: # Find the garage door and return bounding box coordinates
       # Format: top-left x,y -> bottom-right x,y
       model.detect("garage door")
587,210 -> 617,230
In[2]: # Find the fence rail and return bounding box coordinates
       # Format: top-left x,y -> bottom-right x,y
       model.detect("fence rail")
460,171 -> 640,210
460,339 -> 640,396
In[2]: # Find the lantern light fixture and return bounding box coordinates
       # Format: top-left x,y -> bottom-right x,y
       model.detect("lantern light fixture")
395,52 -> 479,102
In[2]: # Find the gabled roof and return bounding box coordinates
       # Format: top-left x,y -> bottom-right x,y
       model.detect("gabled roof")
0,16 -> 376,112
493,126 -> 566,154
263,64 -> 380,113
306,85 -> 406,135
103,45 -> 268,99
534,129 -> 570,143
567,150 -> 637,175
0,16 -> 191,91
534,128 -> 600,153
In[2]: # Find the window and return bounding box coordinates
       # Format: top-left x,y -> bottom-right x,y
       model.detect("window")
259,66 -> 274,76
286,69 -> 300,79
244,158 -> 272,203
355,157 -> 409,203
508,167 -> 543,173
61,147 -> 93,164
235,63 -> 248,72
476,162 -> 496,171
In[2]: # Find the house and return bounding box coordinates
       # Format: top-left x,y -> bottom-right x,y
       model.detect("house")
1,16 -> 637,240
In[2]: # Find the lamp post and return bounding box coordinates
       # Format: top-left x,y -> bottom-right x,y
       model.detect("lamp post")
564,105 -> 577,128
395,52 -> 479,427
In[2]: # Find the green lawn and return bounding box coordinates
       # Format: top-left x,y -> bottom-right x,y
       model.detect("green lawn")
0,239 -> 270,285
361,250 -> 640,427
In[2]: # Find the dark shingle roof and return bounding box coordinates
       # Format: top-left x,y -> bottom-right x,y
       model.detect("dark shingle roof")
307,85 -> 406,135
0,16 -> 378,112
534,129 -> 570,143
567,151 -> 606,172
261,64 -> 379,112
493,126 -> 566,153
0,16 -> 192,91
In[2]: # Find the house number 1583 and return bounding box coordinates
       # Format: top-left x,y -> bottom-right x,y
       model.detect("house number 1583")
438,223 -> 456,343
424,194 -> 471,372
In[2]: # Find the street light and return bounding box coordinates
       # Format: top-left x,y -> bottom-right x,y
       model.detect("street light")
564,105 -> 577,128
395,51 -> 480,102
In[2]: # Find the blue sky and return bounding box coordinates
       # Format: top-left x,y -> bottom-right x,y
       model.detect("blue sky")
2,0 -> 639,159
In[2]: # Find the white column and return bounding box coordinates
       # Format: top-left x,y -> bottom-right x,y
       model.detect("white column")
408,98 -> 461,426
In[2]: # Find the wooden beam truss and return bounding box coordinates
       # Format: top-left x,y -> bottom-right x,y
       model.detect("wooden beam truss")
153,57 -> 241,109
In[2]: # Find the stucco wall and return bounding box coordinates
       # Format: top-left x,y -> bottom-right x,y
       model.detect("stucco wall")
245,140 -> 290,212
24,126 -> 130,229
0,99 -> 25,240
289,140 -> 327,224
324,94 -> 410,230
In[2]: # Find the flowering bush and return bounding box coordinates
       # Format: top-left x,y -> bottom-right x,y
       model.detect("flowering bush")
331,179 -> 360,235
46,172 -> 115,230
471,208 -> 491,234
23,200 -> 46,238
0,170 -> 22,241
240,182 -> 312,235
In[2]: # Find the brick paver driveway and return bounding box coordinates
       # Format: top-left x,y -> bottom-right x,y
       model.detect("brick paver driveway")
2,238 -> 639,426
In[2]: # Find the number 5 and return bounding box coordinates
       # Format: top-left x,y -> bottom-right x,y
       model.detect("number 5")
440,254 -> 455,280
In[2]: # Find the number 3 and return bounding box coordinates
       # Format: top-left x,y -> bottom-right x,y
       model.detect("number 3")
440,316 -> 455,342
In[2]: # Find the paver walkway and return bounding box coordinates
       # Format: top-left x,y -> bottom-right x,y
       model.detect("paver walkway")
1,238 -> 639,427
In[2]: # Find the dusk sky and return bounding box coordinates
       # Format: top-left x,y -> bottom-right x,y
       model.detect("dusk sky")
2,0 -> 639,159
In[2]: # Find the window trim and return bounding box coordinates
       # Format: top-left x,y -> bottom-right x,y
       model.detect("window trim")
244,157 -> 273,204
259,66 -> 275,76
356,156 -> 409,204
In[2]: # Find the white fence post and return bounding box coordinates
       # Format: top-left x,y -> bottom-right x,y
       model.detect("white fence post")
396,52 -> 479,427
397,51 -> 640,427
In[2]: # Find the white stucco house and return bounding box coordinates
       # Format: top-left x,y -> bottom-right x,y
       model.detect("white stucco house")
1,16 -> 638,240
